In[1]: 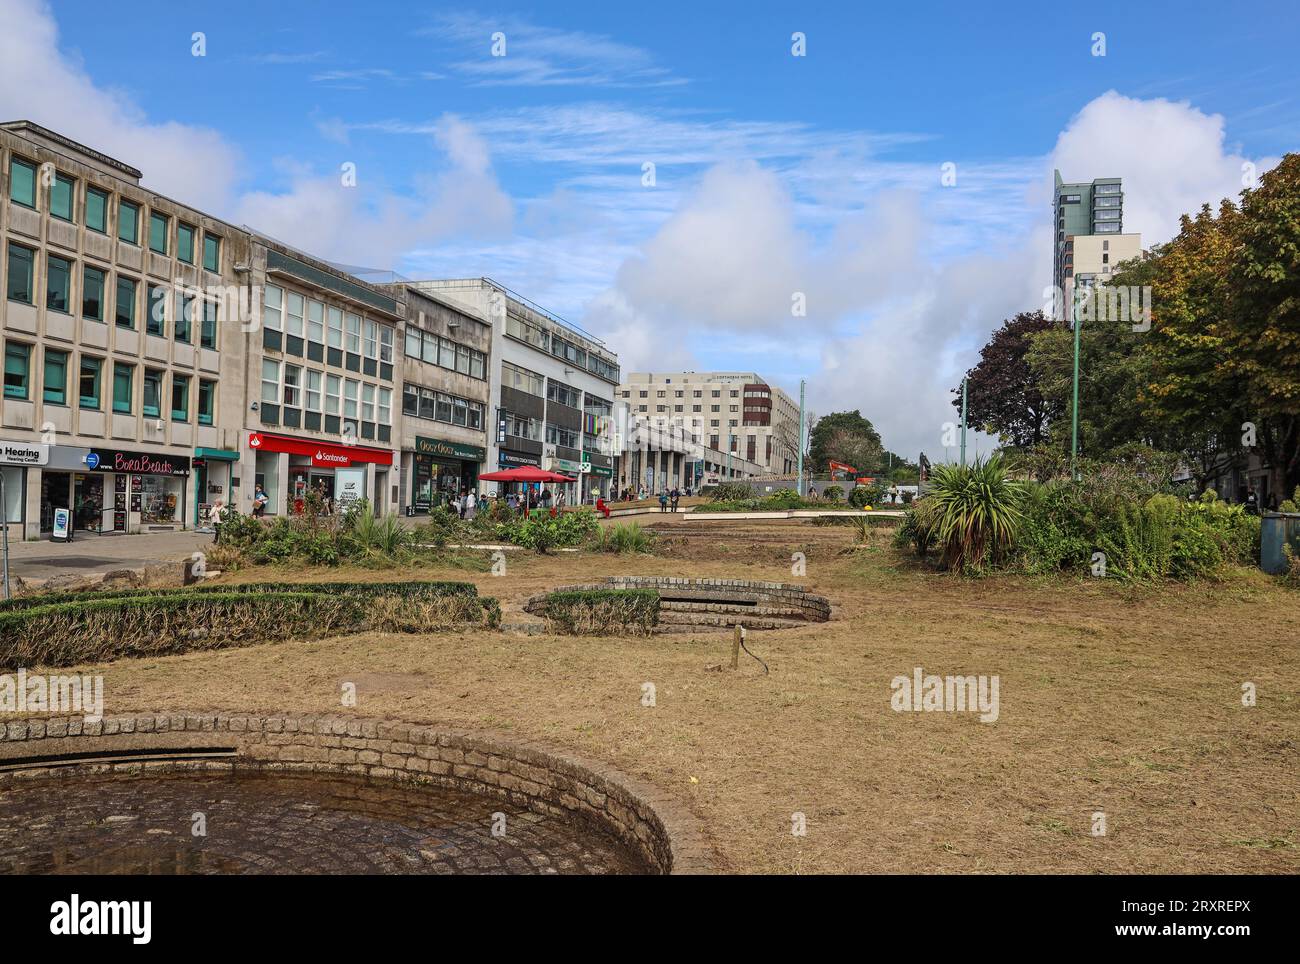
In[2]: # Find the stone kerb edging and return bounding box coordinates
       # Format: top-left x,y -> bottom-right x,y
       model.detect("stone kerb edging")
0,712 -> 717,875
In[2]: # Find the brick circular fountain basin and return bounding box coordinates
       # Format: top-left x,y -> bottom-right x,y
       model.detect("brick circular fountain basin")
525,576 -> 832,631
0,713 -> 715,875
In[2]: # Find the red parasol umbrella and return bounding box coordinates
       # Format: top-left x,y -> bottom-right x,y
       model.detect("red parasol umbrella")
478,466 -> 576,483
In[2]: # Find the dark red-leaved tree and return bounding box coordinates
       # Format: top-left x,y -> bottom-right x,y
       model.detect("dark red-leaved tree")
954,311 -> 1056,448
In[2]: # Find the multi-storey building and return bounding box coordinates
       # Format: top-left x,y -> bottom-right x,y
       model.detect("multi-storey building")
1052,169 -> 1142,310
613,401 -> 764,494
1,120 -> 247,540
408,279 -> 620,502
616,371 -> 801,483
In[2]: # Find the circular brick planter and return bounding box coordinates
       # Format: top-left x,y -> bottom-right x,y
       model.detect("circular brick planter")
0,712 -> 716,875
525,576 -> 833,631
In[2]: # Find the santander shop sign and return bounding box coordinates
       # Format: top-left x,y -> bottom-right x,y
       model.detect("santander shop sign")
246,432 -> 393,469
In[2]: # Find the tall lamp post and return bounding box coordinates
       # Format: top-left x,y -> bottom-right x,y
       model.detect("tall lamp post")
1070,287 -> 1083,480
959,376 -> 968,467
797,379 -> 806,496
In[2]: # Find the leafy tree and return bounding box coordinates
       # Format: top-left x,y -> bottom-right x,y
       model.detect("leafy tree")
809,410 -> 883,472
955,311 -> 1056,448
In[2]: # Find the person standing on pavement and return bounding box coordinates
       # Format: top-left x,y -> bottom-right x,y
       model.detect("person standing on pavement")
210,498 -> 227,544
670,487 -> 680,512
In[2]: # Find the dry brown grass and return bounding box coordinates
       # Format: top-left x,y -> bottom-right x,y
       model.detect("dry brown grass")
18,519 -> 1300,874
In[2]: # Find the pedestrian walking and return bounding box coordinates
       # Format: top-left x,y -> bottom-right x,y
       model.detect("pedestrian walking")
252,483 -> 269,518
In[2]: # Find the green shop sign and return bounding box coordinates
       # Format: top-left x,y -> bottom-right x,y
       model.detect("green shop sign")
415,436 -> 486,462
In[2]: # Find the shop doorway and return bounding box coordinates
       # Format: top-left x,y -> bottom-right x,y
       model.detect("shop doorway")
73,473 -> 104,533
41,471 -> 71,532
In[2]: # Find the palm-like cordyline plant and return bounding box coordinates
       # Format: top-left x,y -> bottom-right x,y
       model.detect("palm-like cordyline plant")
927,454 -> 1024,572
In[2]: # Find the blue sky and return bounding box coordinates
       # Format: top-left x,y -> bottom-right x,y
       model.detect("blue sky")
5,0 -> 1297,457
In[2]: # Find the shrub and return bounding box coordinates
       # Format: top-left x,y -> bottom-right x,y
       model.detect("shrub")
925,455 -> 1024,572
542,589 -> 660,636
849,484 -> 880,509
711,481 -> 754,502
821,485 -> 844,502
591,523 -> 657,554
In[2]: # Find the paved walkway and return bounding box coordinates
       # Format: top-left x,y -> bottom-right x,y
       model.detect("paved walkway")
3,528 -> 212,582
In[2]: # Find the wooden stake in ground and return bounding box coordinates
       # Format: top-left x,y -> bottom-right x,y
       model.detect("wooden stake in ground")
731,624 -> 745,670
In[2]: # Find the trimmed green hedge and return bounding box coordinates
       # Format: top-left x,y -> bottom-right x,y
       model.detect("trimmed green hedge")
543,588 -> 660,636
0,580 -> 478,613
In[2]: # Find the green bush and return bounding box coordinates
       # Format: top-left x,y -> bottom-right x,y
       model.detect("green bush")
925,455 -> 1024,572
542,589 -> 660,636
591,523 -> 657,554
849,484 -> 881,508
710,481 -> 754,502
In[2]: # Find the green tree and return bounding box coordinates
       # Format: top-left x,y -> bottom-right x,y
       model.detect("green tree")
809,410 -> 883,473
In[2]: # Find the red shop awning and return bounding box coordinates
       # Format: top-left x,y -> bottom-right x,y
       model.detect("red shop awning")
247,432 -> 393,467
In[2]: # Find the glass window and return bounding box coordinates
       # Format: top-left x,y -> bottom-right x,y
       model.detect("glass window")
171,373 -> 189,421
149,211 -> 169,255
118,199 -> 140,244
112,362 -> 133,413
82,265 -> 105,321
79,355 -> 102,409
345,313 -> 361,353
51,173 -> 75,221
361,382 -> 375,421
364,319 -> 377,359
142,369 -> 163,417
306,369 -> 322,411
327,307 -> 343,348
307,301 -> 324,343
262,284 -> 282,331
470,351 -> 484,380
202,233 -> 221,271
260,359 -> 279,403
86,187 -> 109,233
439,338 -> 455,369
402,384 -> 418,416
405,328 -> 421,358
325,374 -> 340,415
8,157 -> 35,207
175,292 -> 193,343
201,300 -> 218,349
286,292 -> 304,337
421,333 -> 437,365
146,284 -> 167,336
198,378 -> 215,425
452,396 -> 467,426
115,276 -> 137,329
418,387 -> 435,420
177,223 -> 196,264
343,379 -> 358,418
42,348 -> 68,405
378,387 -> 391,425
45,254 -> 71,313
4,342 -> 31,399
6,244 -> 34,304
455,344 -> 470,375
283,364 -> 301,408
379,326 -> 393,363
436,393 -> 452,422
468,402 -> 482,430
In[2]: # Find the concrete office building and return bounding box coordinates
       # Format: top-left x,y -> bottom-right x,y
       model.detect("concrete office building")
616,371 -> 801,484
408,279 -> 620,502
613,403 -> 764,495
1,120 -> 248,540
1053,169 -> 1142,309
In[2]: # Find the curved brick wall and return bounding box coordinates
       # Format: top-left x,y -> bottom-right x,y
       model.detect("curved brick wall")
0,712 -> 715,875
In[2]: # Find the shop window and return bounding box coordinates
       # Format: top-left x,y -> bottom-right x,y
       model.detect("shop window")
112,362 -> 134,413
4,342 -> 32,399
86,187 -> 109,233
79,356 -> 102,410
140,474 -> 183,524
202,233 -> 221,272
143,369 -> 164,418
43,348 -> 68,405
149,211 -> 169,255
198,378 -> 215,425
51,173 -> 76,222
118,199 -> 140,245
82,265 -> 105,321
115,277 -> 137,329
6,244 -> 34,304
177,222 -> 196,264
146,284 -> 167,336
8,156 -> 36,208
171,373 -> 190,421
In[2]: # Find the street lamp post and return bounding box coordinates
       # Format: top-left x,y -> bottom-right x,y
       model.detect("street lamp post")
960,376 -> 968,467
1070,289 -> 1082,480
797,379 -> 806,496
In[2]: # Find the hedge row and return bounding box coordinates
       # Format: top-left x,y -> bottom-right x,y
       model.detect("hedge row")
543,589 -> 661,637
0,588 -> 498,670
0,579 -> 479,613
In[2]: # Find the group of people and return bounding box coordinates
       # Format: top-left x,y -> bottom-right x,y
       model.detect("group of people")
617,485 -> 692,503
657,487 -> 682,512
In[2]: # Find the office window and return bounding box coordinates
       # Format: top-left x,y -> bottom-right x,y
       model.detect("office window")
455,344 -> 470,376
44,254 -> 71,313
115,276 -> 137,329
85,187 -> 109,233
452,396 -> 467,427
379,326 -> 393,363
306,370 -> 322,411
171,373 -> 190,421
201,300 -> 218,349
146,284 -> 167,336
177,222 -> 196,264
469,350 -> 484,380
286,292 -> 304,337
345,313 -> 361,353
418,387 -> 435,420
148,211 -> 169,255
202,233 -> 221,271
51,173 -> 75,221
175,292 -> 193,343
142,369 -> 163,417
6,244 -> 34,304
436,392 -> 452,422
112,362 -> 134,413
343,379 -> 358,418
405,328 -> 421,359
307,301 -> 324,344
364,319 -> 377,359
378,387 -> 391,425
118,199 -> 139,244
198,379 -> 215,425
82,265 -> 105,321
257,360 -> 277,405
79,356 -> 102,409
327,307 -> 343,349
468,401 -> 482,430
8,157 -> 35,208
4,342 -> 31,399
42,348 -> 68,405
438,337 -> 454,369
262,284 -> 282,331
421,332 -> 437,365
282,364 -> 301,408
361,382 -> 375,421
402,383 -> 418,416
325,374 -> 340,415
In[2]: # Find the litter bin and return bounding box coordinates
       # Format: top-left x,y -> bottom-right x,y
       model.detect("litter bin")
1259,512 -> 1300,574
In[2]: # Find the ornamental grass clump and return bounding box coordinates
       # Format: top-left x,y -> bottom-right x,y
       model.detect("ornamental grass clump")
924,455 -> 1025,573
